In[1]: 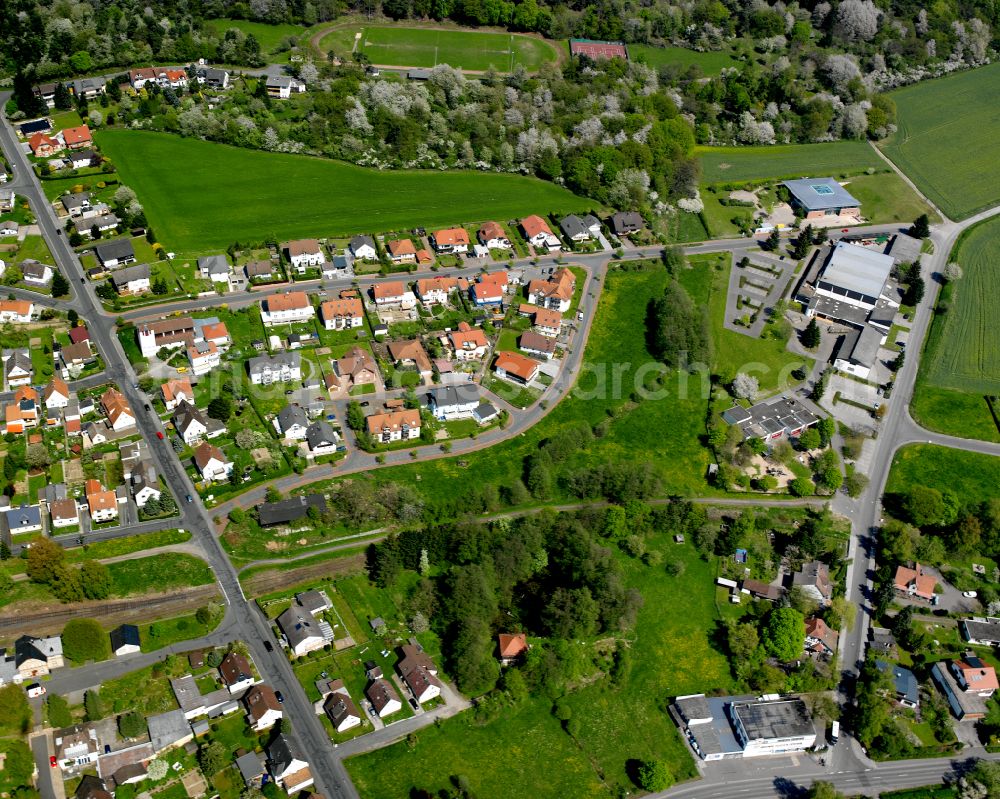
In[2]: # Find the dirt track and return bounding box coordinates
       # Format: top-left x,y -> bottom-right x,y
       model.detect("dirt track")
243,552 -> 366,597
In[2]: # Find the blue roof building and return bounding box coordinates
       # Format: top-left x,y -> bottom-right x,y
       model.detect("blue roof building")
877,660 -> 919,708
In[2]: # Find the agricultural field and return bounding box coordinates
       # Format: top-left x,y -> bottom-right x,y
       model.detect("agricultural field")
697,141 -> 883,185
205,19 -> 306,61
95,130 -> 590,255
320,24 -> 559,71
347,537 -> 725,797
913,215 -> 1000,440
886,444 -> 1000,507
628,43 -> 737,74
881,62 -> 1000,220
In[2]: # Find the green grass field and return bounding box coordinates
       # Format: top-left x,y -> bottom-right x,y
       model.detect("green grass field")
321,24 -> 559,71
698,252 -> 811,390
628,44 -> 737,75
205,19 -> 306,61
886,444 -> 1000,506
912,216 -> 1000,440
881,63 -> 1000,220
841,172 -> 938,224
95,130 -> 590,254
347,538 -> 719,797
698,141 -> 884,185
107,552 -> 214,596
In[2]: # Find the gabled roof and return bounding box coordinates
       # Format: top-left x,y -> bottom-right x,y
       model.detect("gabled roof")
519,330 -> 556,355
172,400 -> 207,433
521,215 -> 553,238
258,494 -> 326,526
94,238 -> 135,264
267,733 -> 305,775
197,254 -> 229,275
478,221 -> 506,241
219,652 -> 254,686
110,624 -> 140,651
264,292 -> 311,312
388,238 -> 416,257
306,420 -> 337,449
277,404 -> 308,432
432,228 -> 470,246
244,684 -> 281,720
494,351 -> 540,381
193,441 -> 227,470
366,408 -> 420,436
372,281 -> 405,300
284,239 -> 321,256
498,633 -> 527,659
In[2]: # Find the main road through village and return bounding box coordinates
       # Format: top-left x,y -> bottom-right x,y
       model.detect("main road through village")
3,95 -> 1000,799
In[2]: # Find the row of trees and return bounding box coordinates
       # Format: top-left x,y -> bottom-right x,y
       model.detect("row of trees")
24,537 -> 114,603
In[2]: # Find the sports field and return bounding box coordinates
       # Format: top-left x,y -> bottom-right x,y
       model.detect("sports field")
698,141 -> 883,185
95,130 -> 590,254
881,63 -> 1000,220
320,24 -> 559,71
628,44 -> 737,75
912,215 -> 1000,441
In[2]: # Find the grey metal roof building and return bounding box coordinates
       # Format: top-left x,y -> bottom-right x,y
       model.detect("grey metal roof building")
258,494 -> 326,527
722,395 -> 820,441
784,178 -> 860,212
961,617 -> 1000,646
730,698 -> 815,744
818,242 -> 894,307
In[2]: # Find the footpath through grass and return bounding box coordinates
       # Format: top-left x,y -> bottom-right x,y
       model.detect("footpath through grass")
96,130 -> 591,254
697,141 -> 883,185
346,539 -> 723,797
321,24 -> 559,71
881,62 -> 1000,220
912,215 -> 1000,440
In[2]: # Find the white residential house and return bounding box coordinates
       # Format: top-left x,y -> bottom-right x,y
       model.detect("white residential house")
275,405 -> 309,441
194,442 -> 233,482
0,300 -> 34,323
187,341 -> 220,376
260,293 -> 314,326
198,255 -> 230,283
349,235 -> 377,261
245,685 -> 283,732
284,240 -> 324,272
173,402 -> 208,446
248,353 -> 302,385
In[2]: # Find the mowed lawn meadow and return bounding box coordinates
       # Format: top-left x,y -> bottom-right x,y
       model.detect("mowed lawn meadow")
95,130 -> 591,254
887,444 -> 1000,505
346,538 -> 727,798
320,24 -> 560,70
697,140 -> 883,184
912,215 -> 1000,441
881,62 -> 1000,220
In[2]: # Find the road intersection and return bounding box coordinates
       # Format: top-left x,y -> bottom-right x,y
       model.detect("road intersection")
2,94 -> 999,799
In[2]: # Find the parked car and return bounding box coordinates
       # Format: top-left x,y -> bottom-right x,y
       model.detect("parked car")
964,591 -> 978,598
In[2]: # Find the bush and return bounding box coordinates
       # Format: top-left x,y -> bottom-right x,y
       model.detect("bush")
118,710 -> 146,739
62,618 -> 110,663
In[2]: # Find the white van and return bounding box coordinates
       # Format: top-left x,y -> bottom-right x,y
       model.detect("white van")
26,683 -> 46,698
830,720 -> 840,743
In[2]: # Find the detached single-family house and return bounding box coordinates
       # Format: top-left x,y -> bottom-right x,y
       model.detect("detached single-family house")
333,346 -> 378,392
425,384 -> 480,421
283,239 -> 324,272
527,267 -> 576,312
236,752 -> 266,788
519,330 -> 556,360
609,210 -> 644,237
3,349 -> 32,387
68,150 -> 97,169
20,260 -> 53,285
520,304 -> 562,337
245,259 -> 275,281
792,560 -> 833,606
415,276 -> 457,305
349,235 -> 377,261
193,441 -> 233,482
60,192 -> 91,216
219,652 -> 256,694
430,227 -> 470,254
387,238 -> 417,264
74,213 -> 119,239
387,339 -> 433,379
520,215 -> 561,252
372,281 -> 407,308
276,404 -> 309,441
5,503 -> 42,535
131,462 -> 161,508
258,494 -> 327,528
876,660 -> 919,708
366,408 -> 420,443
111,264 -> 151,295
198,255 -> 230,283
494,351 -> 540,385
260,292 -> 314,326
320,297 -> 364,330
54,724 -> 99,771
397,644 -> 441,704
49,498 -> 79,528
101,388 -> 135,431
933,656 -> 999,720
559,213 -> 600,242
30,132 -> 62,157
16,634 -> 64,678
94,239 -> 136,269
366,678 -> 402,718
266,734 -> 314,794
161,377 -> 194,411
173,401 -> 210,445
266,75 -> 305,98
498,633 -> 528,666
276,605 -> 325,656
0,299 -> 34,324
324,688 -> 362,732
109,625 -> 141,657
477,221 -> 511,249
245,684 -> 282,731
804,617 -> 839,657
62,125 -> 94,150
187,341 -> 220,375
86,481 -> 118,524
305,420 -> 338,457
449,322 -> 488,360
196,67 -> 230,89
894,563 -> 938,603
